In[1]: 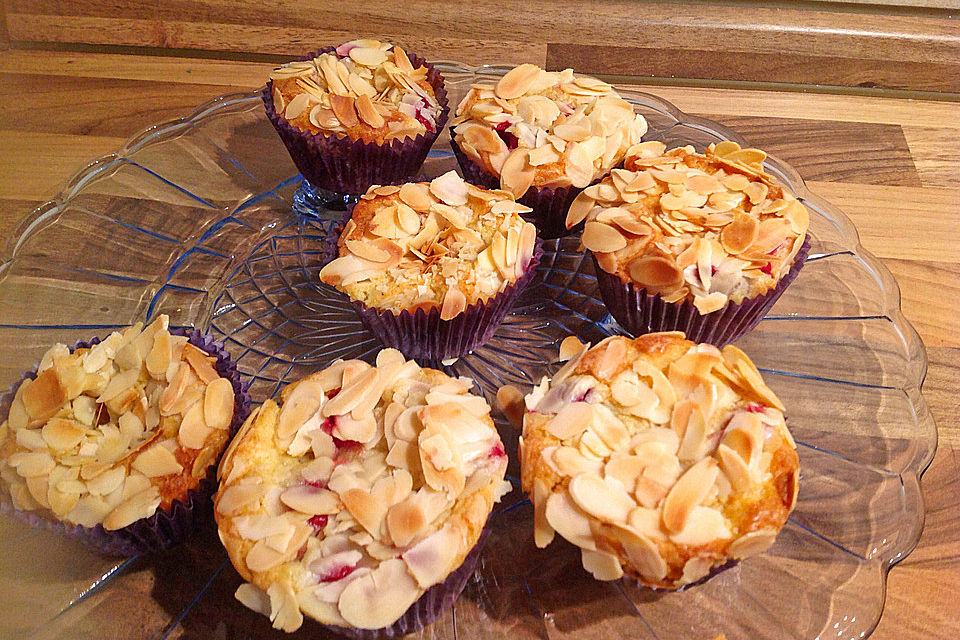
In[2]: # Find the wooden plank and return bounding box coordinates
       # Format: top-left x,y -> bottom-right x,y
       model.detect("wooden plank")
920,348 -> 960,446
4,15 -> 547,67
808,181 -> 960,263
0,197 -> 39,249
706,115 -> 921,187
879,259 -> 960,347
0,130 -> 123,201
548,43 -> 960,93
627,84 -> 960,129
5,1 -> 959,93
0,0 -> 9,50
902,125 -> 960,189
0,72 -> 246,136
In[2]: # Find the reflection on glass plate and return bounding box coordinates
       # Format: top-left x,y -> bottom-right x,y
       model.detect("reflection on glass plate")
0,62 -> 936,640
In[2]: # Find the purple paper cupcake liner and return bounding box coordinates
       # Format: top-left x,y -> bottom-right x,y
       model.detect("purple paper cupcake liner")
351,239 -> 543,362
450,132 -> 585,239
320,527 -> 491,639
0,327 -> 251,556
263,48 -> 449,196
594,237 -> 811,347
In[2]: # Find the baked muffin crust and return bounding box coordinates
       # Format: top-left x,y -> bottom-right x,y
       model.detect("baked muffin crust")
216,349 -> 509,631
270,39 -> 442,144
566,141 -> 810,313
519,333 -> 799,589
319,171 -> 538,319
0,315 -> 235,531
451,64 -> 648,197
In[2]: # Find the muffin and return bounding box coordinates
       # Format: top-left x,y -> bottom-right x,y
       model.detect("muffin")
263,39 -> 449,195
319,170 -> 542,361
0,315 -> 249,555
566,141 -> 810,346
519,333 -> 799,589
215,349 -> 510,635
450,64 -> 648,237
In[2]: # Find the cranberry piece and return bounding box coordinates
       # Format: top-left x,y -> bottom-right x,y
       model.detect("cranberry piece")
414,111 -> 434,133
744,403 -> 766,413
308,514 -> 328,533
493,121 -> 518,149
760,263 -> 773,276
319,564 -> 356,583
488,443 -> 506,459
711,265 -> 718,276
304,478 -> 327,489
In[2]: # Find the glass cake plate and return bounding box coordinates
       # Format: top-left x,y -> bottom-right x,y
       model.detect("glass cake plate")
0,62 -> 936,640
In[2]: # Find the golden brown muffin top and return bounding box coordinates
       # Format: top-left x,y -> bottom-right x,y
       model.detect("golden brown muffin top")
517,333 -> 798,589
269,39 -> 441,144
566,141 -> 809,312
451,64 -> 648,195
216,349 -> 509,631
319,171 -> 538,318
0,315 -> 235,530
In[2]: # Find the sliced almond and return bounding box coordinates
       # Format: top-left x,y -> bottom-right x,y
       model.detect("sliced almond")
322,367 -> 378,418
495,63 -> 540,100
145,330 -> 172,378
280,484 -> 340,515
402,525 -> 460,588
22,368 -> 67,423
329,94 -> 359,128
568,473 -> 634,524
581,548 -> 624,581
183,343 -> 221,385
661,458 -> 719,533
355,93 -> 385,128
546,402 -> 593,440
41,418 -> 85,452
544,489 -> 597,551
439,286 -> 467,321
495,385 -> 525,428
499,148 -> 535,199
728,528 -> 779,559
103,486 -> 161,530
179,401 -> 212,449
337,558 -> 421,630
131,442 -> 183,477
204,378 -> 235,430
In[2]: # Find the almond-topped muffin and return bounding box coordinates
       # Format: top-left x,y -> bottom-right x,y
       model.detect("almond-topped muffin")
263,39 -> 449,195
215,349 -> 509,634
0,315 -> 247,554
450,64 -> 648,237
319,171 -> 541,360
566,141 -> 810,346
519,333 -> 799,589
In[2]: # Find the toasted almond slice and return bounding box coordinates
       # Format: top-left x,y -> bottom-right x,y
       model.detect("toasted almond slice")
183,343 -> 220,385
329,94 -> 359,127
355,93 -> 385,128
439,286 -> 467,321
280,484 -> 340,515
495,63 -> 541,100
565,192 -> 596,229
581,548 -> 624,581
245,539 -> 286,572
595,521 -> 668,581
349,45 -> 389,67
398,182 -> 434,210
672,400 -> 707,461
393,45 -> 415,74
41,418 -> 85,452
22,368 -> 67,423
499,148 -> 535,199
568,473 -> 634,524
338,558 -> 421,630
342,488 -> 387,536
103,486 -> 161,530
717,443 -> 752,493
728,528 -> 779,559
402,525 -> 459,588
495,385 -> 525,428
544,489 -> 597,551
179,401 -> 212,449
429,170 -> 469,206
582,221 -> 626,253
559,336 -> 586,362
132,442 -> 183,478
546,402 -> 593,440
322,367 -> 378,418
386,496 -> 426,547
204,377 -> 235,430
8,451 -> 56,478
146,330 -> 172,378
661,458 -> 719,533
283,92 -> 312,121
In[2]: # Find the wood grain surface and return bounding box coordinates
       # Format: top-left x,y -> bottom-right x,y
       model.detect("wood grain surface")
3,0 -> 960,92
0,12 -> 958,639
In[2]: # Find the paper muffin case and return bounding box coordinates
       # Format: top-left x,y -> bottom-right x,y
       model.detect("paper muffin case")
263,48 -> 450,196
349,239 -> 543,362
0,328 -> 251,556
320,528 -> 490,639
450,133 -> 586,239
594,237 -> 811,347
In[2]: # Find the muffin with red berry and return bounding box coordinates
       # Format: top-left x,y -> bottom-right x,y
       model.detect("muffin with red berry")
450,64 -> 647,237
264,39 -> 448,195
215,349 -> 509,636
566,141 -> 810,346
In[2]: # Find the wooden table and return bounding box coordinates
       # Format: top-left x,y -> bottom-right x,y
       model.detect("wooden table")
0,48 -> 957,639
